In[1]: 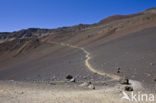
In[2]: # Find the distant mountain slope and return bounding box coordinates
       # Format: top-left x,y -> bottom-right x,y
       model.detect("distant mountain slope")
0,7 -> 155,42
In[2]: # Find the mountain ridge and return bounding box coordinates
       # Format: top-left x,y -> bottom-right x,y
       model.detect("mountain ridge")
0,7 -> 156,42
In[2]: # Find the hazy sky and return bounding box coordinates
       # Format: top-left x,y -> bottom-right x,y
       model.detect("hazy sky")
0,0 -> 155,32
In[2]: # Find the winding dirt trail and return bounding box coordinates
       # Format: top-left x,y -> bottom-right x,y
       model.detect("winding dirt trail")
81,47 -> 121,80
47,41 -> 120,80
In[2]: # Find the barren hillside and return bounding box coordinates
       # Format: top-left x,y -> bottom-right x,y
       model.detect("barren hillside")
0,8 -> 156,89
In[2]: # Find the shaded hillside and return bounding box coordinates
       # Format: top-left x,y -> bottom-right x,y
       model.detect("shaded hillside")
0,37 -> 40,57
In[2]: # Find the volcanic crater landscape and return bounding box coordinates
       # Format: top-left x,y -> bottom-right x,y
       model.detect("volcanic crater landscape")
0,8 -> 156,103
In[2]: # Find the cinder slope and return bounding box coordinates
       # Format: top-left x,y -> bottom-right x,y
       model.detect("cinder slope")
0,8 -> 156,89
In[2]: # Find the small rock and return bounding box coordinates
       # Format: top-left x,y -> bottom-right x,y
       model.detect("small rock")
70,78 -> 75,82
83,76 -> 87,79
79,82 -> 91,87
103,83 -> 108,86
90,79 -> 94,81
124,86 -> 133,91
94,72 -> 97,75
117,67 -> 120,73
153,78 -> 156,82
49,82 -> 56,85
66,75 -> 73,80
119,77 -> 129,85
150,63 -> 154,66
9,80 -> 16,83
52,76 -> 56,79
65,75 -> 76,82
20,91 -> 24,94
88,84 -> 95,90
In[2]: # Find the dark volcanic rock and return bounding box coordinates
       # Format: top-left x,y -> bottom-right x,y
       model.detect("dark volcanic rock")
124,86 -> 133,91
66,75 -> 73,80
